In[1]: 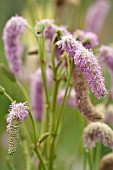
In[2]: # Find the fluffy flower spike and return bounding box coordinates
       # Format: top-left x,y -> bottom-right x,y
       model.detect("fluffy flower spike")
7,102 -> 29,132
72,66 -> 103,121
7,102 -> 29,155
3,16 -> 27,75
83,122 -> 113,151
57,35 -> 108,99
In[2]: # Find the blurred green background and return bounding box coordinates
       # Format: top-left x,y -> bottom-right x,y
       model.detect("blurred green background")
0,0 -> 113,169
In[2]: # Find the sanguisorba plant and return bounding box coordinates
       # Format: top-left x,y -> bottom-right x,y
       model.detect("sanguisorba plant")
1,13 -> 113,170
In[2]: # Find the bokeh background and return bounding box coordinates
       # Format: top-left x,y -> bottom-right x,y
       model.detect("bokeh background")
0,0 -> 113,169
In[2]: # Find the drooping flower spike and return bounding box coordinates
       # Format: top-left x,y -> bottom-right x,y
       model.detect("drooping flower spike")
3,16 -> 27,75
72,66 -> 103,121
7,102 -> 29,155
83,122 -> 113,151
57,35 -> 108,99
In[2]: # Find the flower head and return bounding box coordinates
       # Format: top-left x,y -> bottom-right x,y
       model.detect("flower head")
7,102 -> 29,132
3,16 -> 27,75
7,102 -> 29,155
57,35 -> 107,99
83,122 -> 113,151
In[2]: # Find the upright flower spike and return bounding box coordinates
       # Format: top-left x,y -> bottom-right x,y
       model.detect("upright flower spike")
84,0 -> 111,34
72,66 -> 103,121
99,153 -> 113,170
3,16 -> 27,75
31,67 -> 52,121
57,35 -> 107,99
83,122 -> 113,151
98,45 -> 113,98
7,102 -> 29,155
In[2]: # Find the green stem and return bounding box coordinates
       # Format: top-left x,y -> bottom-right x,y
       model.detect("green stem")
94,143 -> 102,170
38,38 -> 50,107
4,92 -> 13,102
16,81 -> 29,102
88,151 -> 93,170
34,146 -> 46,170
48,60 -> 73,170
29,110 -> 37,143
83,149 -> 87,170
37,37 -> 51,156
24,141 -> 31,170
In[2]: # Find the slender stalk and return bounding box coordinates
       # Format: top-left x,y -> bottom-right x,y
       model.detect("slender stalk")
34,146 -> 46,170
16,81 -> 29,103
88,151 -> 93,170
24,141 -> 31,170
51,44 -> 59,131
38,38 -> 50,108
83,149 -> 87,170
94,143 -> 102,170
4,92 -> 13,102
48,60 -> 73,170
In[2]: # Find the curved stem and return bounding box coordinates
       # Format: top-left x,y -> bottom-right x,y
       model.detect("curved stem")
16,81 -> 29,103
29,110 -> 37,143
4,92 -> 13,102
